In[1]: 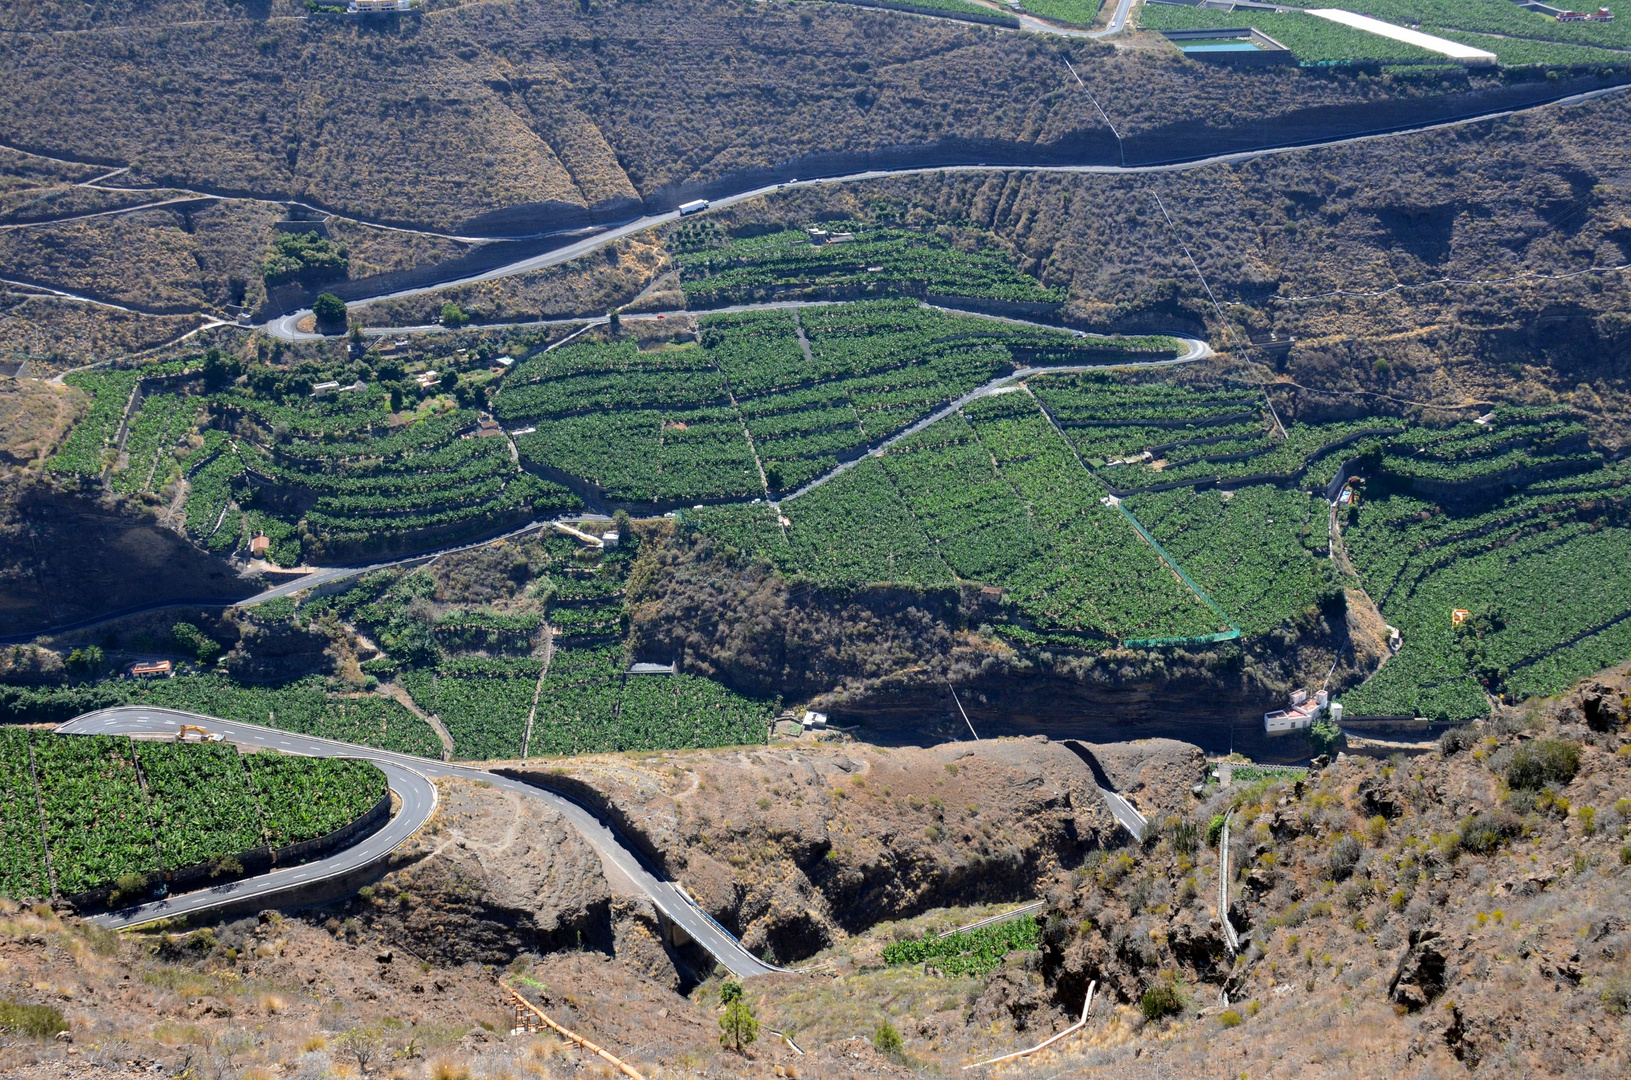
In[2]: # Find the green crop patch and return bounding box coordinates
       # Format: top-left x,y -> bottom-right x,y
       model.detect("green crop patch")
127,675 -> 444,758
110,392 -> 194,496
46,367 -> 584,566
47,369 -> 138,479
213,395 -> 578,564
432,609 -> 542,652
682,371 -> 1625,711
402,666 -> 538,762
674,226 -> 1066,309
1126,484 -> 1337,637
0,729 -> 385,903
1145,0 -> 1631,66
1275,0 -> 1631,54
700,389 -> 1232,643
882,914 -> 1040,977
1141,5 -> 1442,64
525,645 -> 778,757
1029,373 -> 1402,493
1021,0 -> 1104,27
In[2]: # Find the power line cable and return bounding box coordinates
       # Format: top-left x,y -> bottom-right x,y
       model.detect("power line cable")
1150,191 -> 1288,438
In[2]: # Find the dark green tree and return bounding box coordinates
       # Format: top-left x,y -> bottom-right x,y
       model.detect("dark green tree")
202,347 -> 242,389
312,293 -> 347,331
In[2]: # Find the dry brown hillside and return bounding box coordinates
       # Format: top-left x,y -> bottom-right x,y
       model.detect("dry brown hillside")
0,0 -> 1570,232
1022,668 -> 1631,1080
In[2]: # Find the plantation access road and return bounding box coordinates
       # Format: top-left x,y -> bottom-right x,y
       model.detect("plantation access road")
58,707 -> 787,979
235,518 -> 560,608
58,709 -> 437,933
259,80 -> 1631,342
777,343 -> 1211,504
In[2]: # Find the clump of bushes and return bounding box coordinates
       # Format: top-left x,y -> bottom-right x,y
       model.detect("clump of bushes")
1457,810 -> 1524,855
1328,835 -> 1362,881
1139,977 -> 1185,1022
1603,977 -> 1631,1017
1506,739 -> 1579,790
0,1000 -> 68,1039
1308,716 -> 1343,755
1439,724 -> 1477,755
872,1021 -> 905,1061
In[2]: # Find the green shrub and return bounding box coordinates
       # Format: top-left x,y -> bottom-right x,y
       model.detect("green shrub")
1308,717 -> 1343,756
1139,979 -> 1185,1022
1219,1008 -> 1243,1028
1457,810 -> 1523,855
1328,835 -> 1362,881
440,302 -> 470,328
1171,819 -> 1199,855
1206,814 -> 1226,848
718,981 -> 743,1005
0,1000 -> 68,1038
872,1021 -> 905,1060
1506,740 -> 1580,790
1603,977 -> 1631,1017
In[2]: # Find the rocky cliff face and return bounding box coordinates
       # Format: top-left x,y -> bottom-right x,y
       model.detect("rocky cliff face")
511,736 -> 1131,965
361,778 -> 614,966
628,531 -> 1360,759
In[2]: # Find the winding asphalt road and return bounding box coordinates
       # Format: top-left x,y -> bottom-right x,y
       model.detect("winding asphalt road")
58,707 -> 784,978
1098,786 -> 1148,839
262,82 -> 1631,341
1064,740 -> 1149,839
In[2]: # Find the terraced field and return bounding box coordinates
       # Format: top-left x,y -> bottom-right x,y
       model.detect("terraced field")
673,226 -> 1067,309
688,390 -> 1235,646
687,365 -> 1628,717
1029,373 -> 1403,493
497,301 -> 1180,505
33,285 -> 1628,733
1340,459 -> 1631,721
211,392 -> 579,564
1141,0 -> 1631,66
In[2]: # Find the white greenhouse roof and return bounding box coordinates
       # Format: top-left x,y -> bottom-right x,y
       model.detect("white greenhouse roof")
1306,10 -> 1498,63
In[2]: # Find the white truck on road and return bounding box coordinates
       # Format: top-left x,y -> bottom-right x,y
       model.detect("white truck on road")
678,198 -> 710,216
